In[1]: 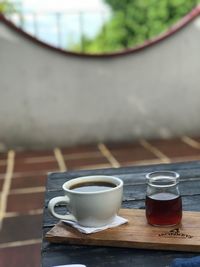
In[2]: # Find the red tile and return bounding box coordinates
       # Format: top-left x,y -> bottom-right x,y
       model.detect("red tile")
148,138 -> 200,158
7,192 -> 45,213
66,157 -> 110,170
113,150 -> 158,164
0,243 -> 41,267
107,142 -> 157,163
0,164 -> 6,174
11,175 -> 47,190
64,151 -> 103,160
115,154 -> 159,166
106,142 -> 141,151
62,144 -> 99,155
0,152 -> 7,160
14,161 -> 59,173
0,178 -> 4,191
0,214 -> 42,243
15,150 -> 54,159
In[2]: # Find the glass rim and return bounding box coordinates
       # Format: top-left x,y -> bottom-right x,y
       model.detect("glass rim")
146,171 -> 180,187
146,171 -> 180,179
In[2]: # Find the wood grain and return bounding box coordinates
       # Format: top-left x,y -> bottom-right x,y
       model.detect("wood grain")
45,208 -> 200,252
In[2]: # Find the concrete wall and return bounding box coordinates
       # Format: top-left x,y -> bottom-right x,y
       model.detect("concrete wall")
0,16 -> 200,149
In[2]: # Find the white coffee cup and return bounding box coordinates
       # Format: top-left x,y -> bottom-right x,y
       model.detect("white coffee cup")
48,175 -> 123,227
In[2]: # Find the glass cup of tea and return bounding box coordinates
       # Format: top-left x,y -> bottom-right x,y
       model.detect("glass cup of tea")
145,171 -> 182,226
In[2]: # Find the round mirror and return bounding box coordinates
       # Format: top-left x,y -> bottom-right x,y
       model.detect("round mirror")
1,0 -> 199,56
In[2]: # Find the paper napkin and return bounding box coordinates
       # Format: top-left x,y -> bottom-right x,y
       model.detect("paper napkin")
62,215 -> 128,234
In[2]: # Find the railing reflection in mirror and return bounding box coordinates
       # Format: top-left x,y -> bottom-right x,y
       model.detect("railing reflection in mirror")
4,9 -> 111,52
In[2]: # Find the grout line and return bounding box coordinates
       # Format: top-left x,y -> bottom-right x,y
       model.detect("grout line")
0,239 -> 41,249
168,154 -> 200,162
5,209 -> 43,218
139,139 -> 171,163
54,148 -> 67,172
24,152 -> 103,162
182,136 -> 200,149
0,170 -> 51,180
10,186 -> 45,195
84,154 -> 200,169
0,150 -> 15,230
121,159 -> 164,166
76,163 -> 112,171
8,169 -> 57,179
24,156 -> 55,163
98,143 -> 121,168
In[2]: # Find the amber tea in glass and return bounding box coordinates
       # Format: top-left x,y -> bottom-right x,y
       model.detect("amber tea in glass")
145,171 -> 182,226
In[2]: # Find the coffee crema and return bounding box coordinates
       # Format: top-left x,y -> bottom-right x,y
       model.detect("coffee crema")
70,181 -> 116,193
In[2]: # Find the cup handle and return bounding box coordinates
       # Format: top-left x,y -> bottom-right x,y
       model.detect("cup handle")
48,196 -> 77,222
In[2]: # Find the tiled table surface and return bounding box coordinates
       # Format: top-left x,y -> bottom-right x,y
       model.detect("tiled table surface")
1,136 -> 200,267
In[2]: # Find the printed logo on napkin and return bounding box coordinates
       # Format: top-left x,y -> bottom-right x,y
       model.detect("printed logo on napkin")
158,228 -> 193,239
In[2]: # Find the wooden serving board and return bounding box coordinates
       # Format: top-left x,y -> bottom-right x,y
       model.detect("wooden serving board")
45,209 -> 200,252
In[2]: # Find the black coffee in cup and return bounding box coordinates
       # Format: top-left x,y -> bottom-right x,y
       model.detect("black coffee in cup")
70,181 -> 116,193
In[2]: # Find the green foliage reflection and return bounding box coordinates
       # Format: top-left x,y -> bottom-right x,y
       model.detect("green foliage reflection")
0,0 -> 15,13
73,0 -> 199,53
